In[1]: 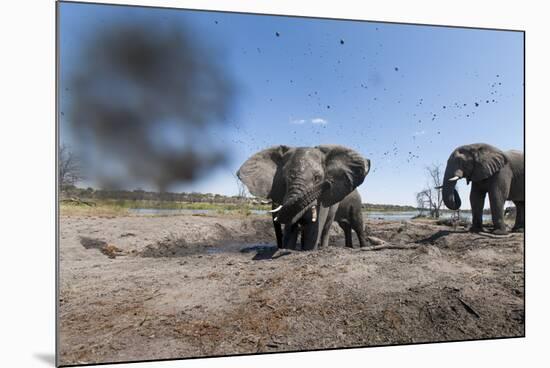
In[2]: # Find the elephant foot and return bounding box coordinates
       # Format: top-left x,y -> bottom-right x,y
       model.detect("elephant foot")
492,228 -> 509,236
469,226 -> 483,233
512,227 -> 524,233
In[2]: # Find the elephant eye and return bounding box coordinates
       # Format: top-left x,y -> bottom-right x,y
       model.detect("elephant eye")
313,173 -> 322,182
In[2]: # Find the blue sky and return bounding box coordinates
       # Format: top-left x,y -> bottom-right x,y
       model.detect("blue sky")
59,2 -> 523,207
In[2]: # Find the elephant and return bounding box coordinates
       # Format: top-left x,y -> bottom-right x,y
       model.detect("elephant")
237,145 -> 371,250
334,190 -> 368,248
441,143 -> 524,235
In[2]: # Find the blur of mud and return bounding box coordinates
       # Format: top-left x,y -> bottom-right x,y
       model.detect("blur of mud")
58,215 -> 523,365
66,21 -> 235,190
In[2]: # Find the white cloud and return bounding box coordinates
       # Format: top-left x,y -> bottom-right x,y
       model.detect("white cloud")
413,130 -> 426,136
311,118 -> 328,125
290,117 -> 329,125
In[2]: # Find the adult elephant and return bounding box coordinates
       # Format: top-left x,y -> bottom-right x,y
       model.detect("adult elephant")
441,143 -> 524,235
237,145 -> 370,250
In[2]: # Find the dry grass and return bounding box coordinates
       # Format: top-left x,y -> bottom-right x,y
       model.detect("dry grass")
60,203 -> 129,217
59,202 -> 257,219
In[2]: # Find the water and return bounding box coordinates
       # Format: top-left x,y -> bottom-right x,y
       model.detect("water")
201,243 -> 292,261
204,243 -> 278,255
128,208 -> 491,222
366,211 -> 492,222
366,211 -> 417,221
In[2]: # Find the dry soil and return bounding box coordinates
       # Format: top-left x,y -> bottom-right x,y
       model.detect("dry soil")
58,213 -> 524,366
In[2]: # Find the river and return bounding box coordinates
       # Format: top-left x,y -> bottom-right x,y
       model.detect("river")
128,208 -> 492,221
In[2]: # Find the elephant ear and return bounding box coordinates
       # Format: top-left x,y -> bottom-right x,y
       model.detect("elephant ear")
236,145 -> 290,204
471,144 -> 508,181
317,145 -> 367,207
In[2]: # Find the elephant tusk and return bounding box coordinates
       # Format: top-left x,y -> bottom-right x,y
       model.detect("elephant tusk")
311,206 -> 317,223
448,176 -> 461,182
269,205 -> 283,213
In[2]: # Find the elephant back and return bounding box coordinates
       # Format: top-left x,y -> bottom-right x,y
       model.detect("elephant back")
505,150 -> 524,201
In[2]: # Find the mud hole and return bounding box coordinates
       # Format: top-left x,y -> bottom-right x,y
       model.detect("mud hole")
59,214 -> 524,366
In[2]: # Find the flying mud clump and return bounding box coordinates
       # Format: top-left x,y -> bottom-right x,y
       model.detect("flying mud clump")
66,21 -> 236,190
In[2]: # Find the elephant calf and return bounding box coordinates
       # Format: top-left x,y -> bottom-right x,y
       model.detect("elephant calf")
334,190 -> 368,247
441,143 -> 524,235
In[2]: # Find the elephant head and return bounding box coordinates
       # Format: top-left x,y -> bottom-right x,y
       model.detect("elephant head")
442,143 -> 507,210
237,144 -> 369,233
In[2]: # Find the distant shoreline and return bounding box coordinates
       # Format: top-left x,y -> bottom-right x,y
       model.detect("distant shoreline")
60,185 -> 494,214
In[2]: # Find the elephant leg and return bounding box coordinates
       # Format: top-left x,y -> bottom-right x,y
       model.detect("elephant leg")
469,187 -> 486,232
319,205 -> 337,249
351,213 -> 368,248
512,201 -> 525,232
282,224 -> 300,250
488,187 -> 508,235
272,215 -> 283,248
343,222 -> 353,248
301,222 -> 320,251
300,225 -> 305,250
302,205 -> 329,251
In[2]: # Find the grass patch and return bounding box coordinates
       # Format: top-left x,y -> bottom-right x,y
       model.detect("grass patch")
60,199 -> 268,217
60,202 -> 129,217
88,199 -> 269,211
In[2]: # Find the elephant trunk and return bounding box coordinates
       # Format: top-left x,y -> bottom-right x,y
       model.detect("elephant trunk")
442,166 -> 463,211
275,183 -> 325,225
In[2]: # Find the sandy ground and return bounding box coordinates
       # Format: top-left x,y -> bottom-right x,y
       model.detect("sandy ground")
58,213 -> 524,366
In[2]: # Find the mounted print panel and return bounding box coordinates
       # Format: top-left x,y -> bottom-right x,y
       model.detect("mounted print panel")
57,1 -> 524,366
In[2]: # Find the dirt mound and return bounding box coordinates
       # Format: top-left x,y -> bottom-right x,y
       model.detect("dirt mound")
140,234 -> 198,257
138,218 -> 276,258
237,218 -> 276,243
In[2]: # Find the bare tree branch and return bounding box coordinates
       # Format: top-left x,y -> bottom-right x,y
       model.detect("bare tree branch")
415,164 -> 444,218
59,144 -> 82,191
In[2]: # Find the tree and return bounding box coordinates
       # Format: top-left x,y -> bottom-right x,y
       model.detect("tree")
59,144 -> 81,191
426,164 -> 444,218
416,189 -> 429,216
415,164 -> 444,218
